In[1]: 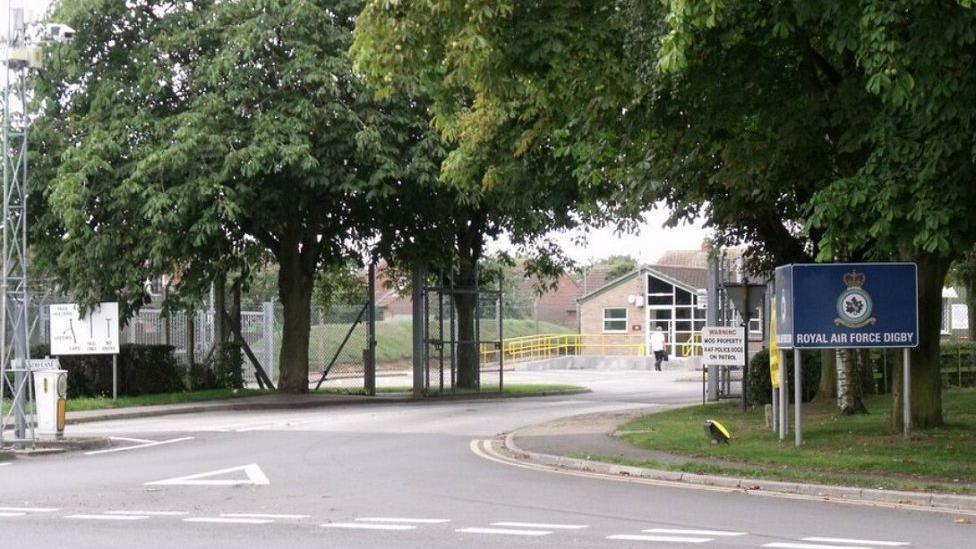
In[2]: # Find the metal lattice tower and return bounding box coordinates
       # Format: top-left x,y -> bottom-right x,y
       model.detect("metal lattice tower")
0,7 -> 34,447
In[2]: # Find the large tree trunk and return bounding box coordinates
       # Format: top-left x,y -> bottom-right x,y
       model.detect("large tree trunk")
892,253 -> 949,430
455,251 -> 480,389
814,348 -> 837,403
453,213 -> 484,390
277,246 -> 315,394
837,348 -> 868,414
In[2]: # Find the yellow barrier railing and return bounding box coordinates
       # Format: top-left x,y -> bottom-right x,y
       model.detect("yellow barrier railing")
481,333 -> 646,364
680,332 -> 703,357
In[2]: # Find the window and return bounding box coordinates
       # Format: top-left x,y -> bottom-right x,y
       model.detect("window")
749,306 -> 762,335
603,308 -> 628,332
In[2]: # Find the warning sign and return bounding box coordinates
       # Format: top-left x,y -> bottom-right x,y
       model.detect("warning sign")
701,326 -> 745,367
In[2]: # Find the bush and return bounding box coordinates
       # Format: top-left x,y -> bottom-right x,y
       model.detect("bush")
188,343 -> 245,391
746,347 -> 821,406
31,343 -> 185,398
215,342 -> 245,390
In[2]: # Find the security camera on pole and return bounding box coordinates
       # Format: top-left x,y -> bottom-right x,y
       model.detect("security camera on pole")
0,8 -> 75,449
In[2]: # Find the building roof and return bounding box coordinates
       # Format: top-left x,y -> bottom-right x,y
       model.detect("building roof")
652,265 -> 708,292
577,264 -> 708,304
655,249 -> 709,269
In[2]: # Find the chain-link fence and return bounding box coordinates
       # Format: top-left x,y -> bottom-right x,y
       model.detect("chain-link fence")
423,280 -> 503,394
309,303 -> 370,391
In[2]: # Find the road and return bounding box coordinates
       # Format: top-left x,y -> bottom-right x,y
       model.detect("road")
0,370 -> 968,548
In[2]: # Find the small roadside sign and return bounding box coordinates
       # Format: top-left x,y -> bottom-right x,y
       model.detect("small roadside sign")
50,302 -> 120,355
701,326 -> 745,367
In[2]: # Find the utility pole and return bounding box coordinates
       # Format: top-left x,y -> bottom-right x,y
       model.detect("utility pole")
1,8 -> 34,447
0,9 -> 75,448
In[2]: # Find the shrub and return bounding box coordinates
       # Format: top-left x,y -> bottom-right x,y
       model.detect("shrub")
746,347 -> 821,406
215,342 -> 245,390
30,343 -> 185,398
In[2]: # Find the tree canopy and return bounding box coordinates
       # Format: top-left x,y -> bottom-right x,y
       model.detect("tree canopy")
37,0 -> 443,392
354,0 -> 976,426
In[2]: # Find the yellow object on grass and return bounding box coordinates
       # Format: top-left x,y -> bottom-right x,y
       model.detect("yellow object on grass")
769,296 -> 780,389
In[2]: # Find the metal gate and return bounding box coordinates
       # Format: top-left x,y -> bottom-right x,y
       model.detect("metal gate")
423,271 -> 503,394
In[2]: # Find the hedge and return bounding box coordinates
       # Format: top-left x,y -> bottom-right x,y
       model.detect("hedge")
30,343 -> 185,398
746,347 -> 821,406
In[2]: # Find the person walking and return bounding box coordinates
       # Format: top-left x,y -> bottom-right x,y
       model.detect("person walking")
651,326 -> 666,371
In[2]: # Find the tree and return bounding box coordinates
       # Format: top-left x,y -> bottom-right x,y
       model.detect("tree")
38,0 -> 441,393
353,2 -> 596,388
592,255 -> 639,283
392,1 -> 976,427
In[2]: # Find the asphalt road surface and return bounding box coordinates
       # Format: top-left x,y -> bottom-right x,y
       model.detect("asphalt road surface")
0,370 -> 969,548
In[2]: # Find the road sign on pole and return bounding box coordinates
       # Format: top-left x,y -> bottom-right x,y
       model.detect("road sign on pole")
774,263 -> 918,445
701,326 -> 746,367
774,263 -> 918,350
50,303 -> 120,355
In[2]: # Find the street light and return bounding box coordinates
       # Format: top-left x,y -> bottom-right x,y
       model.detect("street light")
0,7 -> 74,448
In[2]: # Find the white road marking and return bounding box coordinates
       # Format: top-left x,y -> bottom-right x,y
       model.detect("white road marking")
322,522 -> 416,531
108,436 -> 156,444
644,528 -> 747,537
357,517 -> 451,524
763,541 -> 880,549
457,527 -> 553,537
492,521 -> 588,529
0,462 -> 10,467
221,513 -> 309,519
608,534 -> 713,543
85,437 -> 194,456
0,507 -> 59,513
803,538 -> 910,547
184,517 -> 273,525
66,514 -> 149,521
0,512 -> 26,517
105,510 -> 188,516
145,463 -> 270,486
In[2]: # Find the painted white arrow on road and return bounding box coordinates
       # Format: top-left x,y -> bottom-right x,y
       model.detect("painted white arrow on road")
145,463 -> 270,487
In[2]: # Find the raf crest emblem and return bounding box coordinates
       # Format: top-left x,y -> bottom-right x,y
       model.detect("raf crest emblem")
834,271 -> 876,328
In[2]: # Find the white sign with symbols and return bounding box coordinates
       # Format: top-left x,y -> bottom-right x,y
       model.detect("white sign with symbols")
701,326 -> 746,367
50,302 -> 120,355
952,303 -> 969,331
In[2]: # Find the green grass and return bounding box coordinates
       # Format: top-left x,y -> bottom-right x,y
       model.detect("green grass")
66,388 -> 272,412
598,389 -> 976,494
308,318 -> 573,367
316,383 -> 586,397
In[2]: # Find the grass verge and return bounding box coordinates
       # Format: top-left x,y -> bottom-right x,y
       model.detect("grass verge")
591,389 -> 976,495
67,388 -> 271,412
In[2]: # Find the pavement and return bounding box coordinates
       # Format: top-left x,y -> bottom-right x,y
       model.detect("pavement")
0,369 -> 971,548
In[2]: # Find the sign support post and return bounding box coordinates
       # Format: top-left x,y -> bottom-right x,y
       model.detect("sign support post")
794,348 -> 802,446
778,349 -> 787,441
903,347 -> 911,439
112,354 -> 118,401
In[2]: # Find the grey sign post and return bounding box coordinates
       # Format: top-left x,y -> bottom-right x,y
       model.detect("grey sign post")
775,263 -> 919,446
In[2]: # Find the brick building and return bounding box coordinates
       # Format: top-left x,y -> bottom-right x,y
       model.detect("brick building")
577,247 -> 764,358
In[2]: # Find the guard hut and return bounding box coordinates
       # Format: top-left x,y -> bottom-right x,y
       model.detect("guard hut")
774,263 -> 919,446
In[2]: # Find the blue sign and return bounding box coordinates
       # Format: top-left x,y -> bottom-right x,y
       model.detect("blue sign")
774,263 -> 918,349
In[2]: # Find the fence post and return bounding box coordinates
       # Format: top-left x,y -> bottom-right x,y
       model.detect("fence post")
262,302 -> 275,383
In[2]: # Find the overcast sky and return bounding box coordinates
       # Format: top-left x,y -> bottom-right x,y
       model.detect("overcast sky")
488,206 -> 709,266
